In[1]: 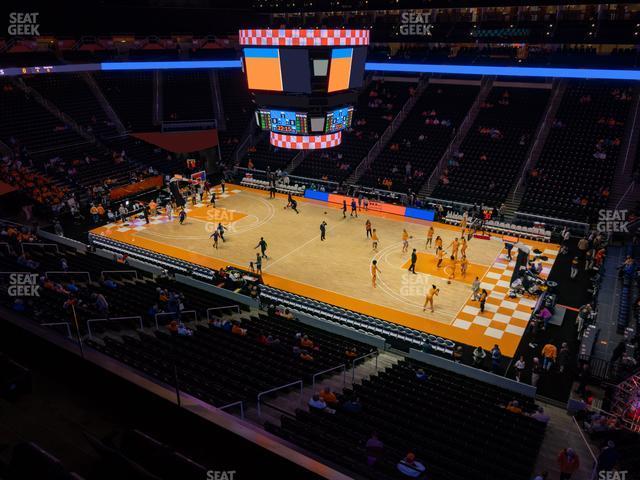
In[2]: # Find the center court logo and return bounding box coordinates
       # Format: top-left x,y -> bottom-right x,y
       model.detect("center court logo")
399,11 -> 433,36
8,12 -> 40,36
597,209 -> 629,233
7,273 -> 40,297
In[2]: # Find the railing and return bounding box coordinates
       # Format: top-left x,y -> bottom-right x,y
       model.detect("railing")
352,78 -> 428,183
161,119 -> 217,132
512,80 -> 564,201
21,242 -> 59,254
619,85 -> 640,174
578,354 -> 612,382
45,271 -> 92,283
571,415 -> 598,466
155,310 -> 198,330
422,75 -> 494,195
515,211 -> 589,234
41,322 -> 72,339
218,400 -> 245,420
348,351 -> 379,385
257,380 -> 303,417
101,270 -> 139,280
87,316 -> 144,339
206,305 -> 241,323
235,166 -> 339,190
311,364 -> 346,392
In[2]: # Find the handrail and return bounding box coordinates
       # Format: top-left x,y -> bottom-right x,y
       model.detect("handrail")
41,322 -> 72,339
235,166 -> 339,189
101,270 -> 138,280
515,211 -> 589,232
349,351 -> 379,384
87,316 -> 143,338
257,380 -> 303,417
218,400 -> 245,420
21,242 -> 59,254
155,310 -> 198,330
206,305 -> 241,322
311,364 -> 346,392
571,415 -> 598,463
45,271 -> 92,283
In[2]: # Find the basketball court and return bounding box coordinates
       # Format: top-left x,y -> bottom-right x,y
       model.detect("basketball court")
90,184 -> 559,356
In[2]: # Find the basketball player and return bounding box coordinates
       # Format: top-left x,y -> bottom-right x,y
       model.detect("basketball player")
217,222 -> 226,242
435,235 -> 443,250
220,178 -> 226,193
210,230 -> 219,249
209,190 -> 216,207
179,208 -> 186,225
447,254 -> 456,284
460,212 -> 468,237
402,229 -> 410,253
371,229 -> 379,251
255,237 -> 269,259
460,255 -> 469,278
460,237 -> 468,258
286,192 -> 293,208
255,253 -> 263,274
290,197 -> 300,214
448,238 -> 460,260
423,285 -> 439,312
371,260 -> 381,288
342,200 -> 347,218
365,219 -> 372,238
426,226 -> 434,248
436,246 -> 445,268
320,221 -> 327,241
166,203 -> 173,221
350,199 -> 358,218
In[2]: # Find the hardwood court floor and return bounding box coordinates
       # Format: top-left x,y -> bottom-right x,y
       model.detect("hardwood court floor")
91,185 -> 558,356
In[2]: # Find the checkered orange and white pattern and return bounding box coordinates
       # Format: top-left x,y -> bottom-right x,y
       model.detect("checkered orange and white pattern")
270,132 -> 342,150
451,246 -> 559,342
239,29 -> 370,47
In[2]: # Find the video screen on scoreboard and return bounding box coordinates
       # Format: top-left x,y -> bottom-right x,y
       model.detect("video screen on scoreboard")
243,48 -> 311,93
257,109 -> 309,134
327,47 -> 367,93
325,106 -> 354,133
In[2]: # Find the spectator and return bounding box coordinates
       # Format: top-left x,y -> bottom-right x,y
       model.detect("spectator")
397,452 -> 425,478
596,441 -> 618,474
531,357 -> 542,387
491,344 -> 502,373
365,432 -> 384,466
505,400 -> 523,414
308,394 -> 327,412
415,368 -> 428,381
557,343 -> 570,373
530,407 -> 550,424
319,386 -> 338,408
472,346 -> 486,368
514,355 -> 526,382
341,397 -> 362,413
557,448 -> 580,480
541,342 -> 557,371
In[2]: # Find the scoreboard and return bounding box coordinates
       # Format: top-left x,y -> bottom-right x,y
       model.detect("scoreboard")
240,28 -> 369,150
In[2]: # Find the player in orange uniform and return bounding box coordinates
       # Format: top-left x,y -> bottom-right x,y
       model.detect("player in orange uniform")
371,229 -> 379,251
371,260 -> 381,288
423,285 -> 440,312
426,226 -> 434,248
402,229 -> 410,253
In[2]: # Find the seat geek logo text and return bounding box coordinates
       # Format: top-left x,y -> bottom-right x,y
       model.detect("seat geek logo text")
8,13 -> 40,36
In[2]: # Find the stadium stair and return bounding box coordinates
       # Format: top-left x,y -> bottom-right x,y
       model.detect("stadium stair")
608,85 -> 640,213
347,76 -> 429,186
419,75 -> 495,198
502,79 -> 568,220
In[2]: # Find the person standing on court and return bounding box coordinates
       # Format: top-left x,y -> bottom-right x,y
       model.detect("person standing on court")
255,237 -> 269,259
350,198 -> 358,218
320,221 -> 327,241
220,178 -> 225,193
342,200 -> 347,218
408,249 -> 418,274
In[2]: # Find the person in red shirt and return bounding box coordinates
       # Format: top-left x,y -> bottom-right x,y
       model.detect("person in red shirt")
557,448 -> 580,479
